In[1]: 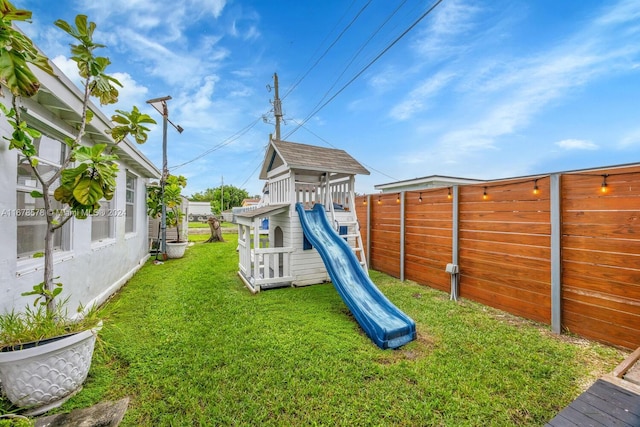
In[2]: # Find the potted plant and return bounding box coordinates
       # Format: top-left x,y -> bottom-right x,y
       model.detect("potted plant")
147,174 -> 188,258
0,2 -> 155,414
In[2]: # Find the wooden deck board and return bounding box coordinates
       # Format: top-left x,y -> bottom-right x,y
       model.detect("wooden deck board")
546,379 -> 640,427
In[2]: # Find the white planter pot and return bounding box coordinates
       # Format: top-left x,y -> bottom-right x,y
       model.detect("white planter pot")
166,241 -> 188,259
0,323 -> 101,415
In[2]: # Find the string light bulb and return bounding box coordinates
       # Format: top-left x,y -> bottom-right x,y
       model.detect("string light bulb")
447,187 -> 452,199
418,193 -> 423,203
377,196 -> 381,205
483,187 -> 488,200
363,198 -> 367,205
601,174 -> 608,193
533,179 -> 539,195
396,194 -> 400,203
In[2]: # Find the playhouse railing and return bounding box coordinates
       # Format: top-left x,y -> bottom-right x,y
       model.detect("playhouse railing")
252,247 -> 294,287
268,173 -> 292,205
328,179 -> 351,210
237,223 -> 294,291
291,177 -> 352,210
237,225 -> 251,278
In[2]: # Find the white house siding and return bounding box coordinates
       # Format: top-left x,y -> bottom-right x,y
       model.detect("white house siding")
0,62 -> 159,316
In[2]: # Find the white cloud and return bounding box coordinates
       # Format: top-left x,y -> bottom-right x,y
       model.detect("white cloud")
389,71 -> 455,121
413,0 -> 481,60
555,139 -> 598,150
618,129 -> 640,148
398,0 -> 640,171
194,0 -> 227,19
51,55 -> 82,88
109,72 -> 150,110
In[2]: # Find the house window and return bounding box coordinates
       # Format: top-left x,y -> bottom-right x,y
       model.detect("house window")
125,173 -> 136,233
91,199 -> 114,242
16,134 -> 70,258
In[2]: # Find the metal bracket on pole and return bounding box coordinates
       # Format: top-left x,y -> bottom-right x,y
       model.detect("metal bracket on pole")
445,263 -> 459,301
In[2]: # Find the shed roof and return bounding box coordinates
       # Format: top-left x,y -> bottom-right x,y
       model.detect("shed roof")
259,139 -> 370,179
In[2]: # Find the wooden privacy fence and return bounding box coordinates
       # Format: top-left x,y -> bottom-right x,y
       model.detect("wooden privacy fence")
355,164 -> 640,350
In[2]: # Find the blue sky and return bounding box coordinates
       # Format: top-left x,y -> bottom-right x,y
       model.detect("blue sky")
15,0 -> 640,197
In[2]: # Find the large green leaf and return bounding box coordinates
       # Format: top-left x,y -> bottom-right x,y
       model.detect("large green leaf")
0,2 -> 54,97
0,49 -> 40,97
0,0 -> 32,21
53,185 -> 73,204
61,162 -> 88,183
72,176 -> 104,206
108,106 -> 157,144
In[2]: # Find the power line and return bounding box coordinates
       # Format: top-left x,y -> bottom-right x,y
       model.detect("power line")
294,0 -> 409,131
282,0 -> 372,101
239,155 -> 265,189
169,116 -> 262,170
290,118 -> 399,182
284,0 -> 444,140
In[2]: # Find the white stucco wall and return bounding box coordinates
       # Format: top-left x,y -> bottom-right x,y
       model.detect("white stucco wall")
0,61 -> 159,316
1,144 -> 153,315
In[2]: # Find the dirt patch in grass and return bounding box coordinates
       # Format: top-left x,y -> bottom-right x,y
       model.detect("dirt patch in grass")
375,325 -> 435,365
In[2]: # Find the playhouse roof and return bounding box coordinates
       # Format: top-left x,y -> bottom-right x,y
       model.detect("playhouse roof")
259,139 -> 370,180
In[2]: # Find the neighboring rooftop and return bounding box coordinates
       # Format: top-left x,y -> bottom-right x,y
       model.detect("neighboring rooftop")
375,175 -> 485,193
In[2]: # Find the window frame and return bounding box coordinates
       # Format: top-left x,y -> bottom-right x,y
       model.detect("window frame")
16,134 -> 71,259
91,198 -> 115,244
125,172 -> 136,234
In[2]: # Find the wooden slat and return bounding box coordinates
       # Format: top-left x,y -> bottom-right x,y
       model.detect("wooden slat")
562,296 -> 640,332
546,379 -> 640,427
561,310 -> 639,349
358,165 -> 640,350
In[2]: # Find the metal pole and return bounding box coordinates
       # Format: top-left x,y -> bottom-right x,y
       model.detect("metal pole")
550,173 -> 562,333
161,102 -> 168,258
451,185 -> 460,301
146,95 -> 182,260
273,73 -> 282,140
400,191 -> 405,281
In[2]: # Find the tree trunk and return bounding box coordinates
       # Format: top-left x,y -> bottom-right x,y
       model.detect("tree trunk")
204,217 -> 225,243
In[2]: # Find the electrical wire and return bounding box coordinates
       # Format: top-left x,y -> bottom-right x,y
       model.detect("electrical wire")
169,116 -> 262,170
171,0 -> 442,188
290,118 -> 399,181
284,0 -> 444,140
282,0 -> 372,101
296,0 -> 409,126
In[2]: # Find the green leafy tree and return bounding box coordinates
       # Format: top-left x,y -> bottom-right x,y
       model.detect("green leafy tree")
192,185 -> 249,214
147,174 -> 188,243
189,188 -> 217,202
0,3 -> 156,312
189,185 -> 250,213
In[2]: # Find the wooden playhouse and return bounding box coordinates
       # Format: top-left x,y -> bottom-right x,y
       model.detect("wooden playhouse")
235,139 -> 370,293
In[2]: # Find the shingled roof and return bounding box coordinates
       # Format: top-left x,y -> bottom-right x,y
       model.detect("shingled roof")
259,139 -> 370,179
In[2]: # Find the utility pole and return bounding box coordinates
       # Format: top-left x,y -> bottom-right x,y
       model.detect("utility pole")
221,175 -> 224,214
273,73 -> 282,140
146,96 -> 183,259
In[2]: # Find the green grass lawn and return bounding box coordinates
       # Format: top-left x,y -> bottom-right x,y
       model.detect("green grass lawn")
188,220 -> 236,231
2,233 -> 626,425
187,221 -> 210,228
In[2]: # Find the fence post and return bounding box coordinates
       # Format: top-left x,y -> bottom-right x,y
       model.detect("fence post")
452,185 -> 459,267
400,191 -> 405,281
550,173 -> 562,334
366,194 -> 371,267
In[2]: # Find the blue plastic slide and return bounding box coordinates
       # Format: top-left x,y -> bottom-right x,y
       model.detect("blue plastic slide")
296,203 -> 416,349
